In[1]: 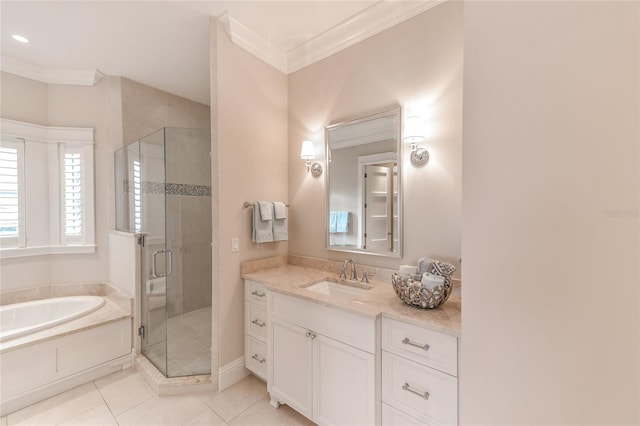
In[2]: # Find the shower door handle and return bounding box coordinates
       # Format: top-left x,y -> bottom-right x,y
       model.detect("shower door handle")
152,249 -> 173,278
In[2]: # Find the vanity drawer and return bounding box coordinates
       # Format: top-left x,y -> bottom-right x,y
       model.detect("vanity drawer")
382,352 -> 457,426
245,302 -> 267,341
382,402 -> 428,426
245,280 -> 267,306
270,292 -> 375,354
382,317 -> 457,376
245,335 -> 267,380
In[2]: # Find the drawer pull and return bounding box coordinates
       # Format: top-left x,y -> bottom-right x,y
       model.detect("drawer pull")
251,319 -> 266,327
251,290 -> 266,298
402,382 -> 430,400
251,354 -> 266,364
402,337 -> 430,352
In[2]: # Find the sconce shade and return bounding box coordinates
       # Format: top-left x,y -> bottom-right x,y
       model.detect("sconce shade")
300,140 -> 316,160
403,115 -> 426,144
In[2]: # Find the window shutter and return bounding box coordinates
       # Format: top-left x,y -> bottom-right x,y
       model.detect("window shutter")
133,160 -> 142,233
0,146 -> 19,238
64,151 -> 82,238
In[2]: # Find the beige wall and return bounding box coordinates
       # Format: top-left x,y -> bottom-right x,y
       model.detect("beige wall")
121,78 -> 210,145
0,72 -> 122,291
287,1 -> 463,273
211,20 -> 289,366
461,1 -> 639,424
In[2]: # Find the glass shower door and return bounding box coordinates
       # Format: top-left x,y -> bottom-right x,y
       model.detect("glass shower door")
164,128 -> 212,377
139,129 -> 169,376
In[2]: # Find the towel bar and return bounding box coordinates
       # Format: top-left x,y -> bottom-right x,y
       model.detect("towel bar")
243,202 -> 289,208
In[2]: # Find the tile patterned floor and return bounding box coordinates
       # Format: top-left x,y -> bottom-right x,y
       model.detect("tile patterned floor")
1,370 -> 314,426
145,307 -> 212,377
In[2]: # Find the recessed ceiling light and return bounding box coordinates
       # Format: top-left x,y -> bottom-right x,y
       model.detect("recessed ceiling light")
12,34 -> 29,43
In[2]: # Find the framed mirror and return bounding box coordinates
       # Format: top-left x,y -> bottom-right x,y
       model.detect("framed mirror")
325,107 -> 402,257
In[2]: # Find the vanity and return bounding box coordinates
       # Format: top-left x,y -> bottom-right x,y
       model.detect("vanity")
243,263 -> 461,426
241,105 -> 460,424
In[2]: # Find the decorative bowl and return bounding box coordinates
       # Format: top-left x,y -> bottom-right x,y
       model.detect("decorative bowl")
391,261 -> 456,309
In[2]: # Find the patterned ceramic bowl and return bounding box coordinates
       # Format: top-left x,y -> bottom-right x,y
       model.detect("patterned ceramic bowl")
391,260 -> 456,309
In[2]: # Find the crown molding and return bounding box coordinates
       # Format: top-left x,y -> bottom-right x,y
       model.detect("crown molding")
219,11 -> 288,74
287,0 -> 446,73
0,55 -> 104,86
220,0 -> 446,75
1,118 -> 94,145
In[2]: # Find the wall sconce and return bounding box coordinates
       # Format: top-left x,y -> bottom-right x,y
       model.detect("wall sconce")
300,140 -> 323,177
403,115 -> 429,166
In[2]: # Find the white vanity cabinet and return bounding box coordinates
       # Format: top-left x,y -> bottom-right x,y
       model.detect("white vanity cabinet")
381,317 -> 459,426
268,292 -> 376,426
244,280 -> 268,380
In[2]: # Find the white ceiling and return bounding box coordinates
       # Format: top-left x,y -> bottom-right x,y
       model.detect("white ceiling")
0,1 -> 436,106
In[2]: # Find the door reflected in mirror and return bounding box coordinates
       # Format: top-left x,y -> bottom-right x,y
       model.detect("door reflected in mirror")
326,107 -> 401,257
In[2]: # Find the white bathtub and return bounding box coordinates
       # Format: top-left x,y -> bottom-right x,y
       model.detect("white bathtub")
0,296 -> 105,343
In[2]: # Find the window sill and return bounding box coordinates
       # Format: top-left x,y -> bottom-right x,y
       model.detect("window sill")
0,245 -> 97,259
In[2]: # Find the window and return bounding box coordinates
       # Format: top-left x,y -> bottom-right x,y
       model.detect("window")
63,149 -> 83,241
0,119 -> 94,258
133,160 -> 142,233
0,138 -> 25,248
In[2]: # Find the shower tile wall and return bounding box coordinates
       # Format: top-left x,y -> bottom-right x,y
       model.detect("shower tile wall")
165,128 -> 212,317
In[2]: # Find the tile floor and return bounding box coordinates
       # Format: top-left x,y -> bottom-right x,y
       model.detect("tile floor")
145,307 -> 212,377
1,369 -> 314,426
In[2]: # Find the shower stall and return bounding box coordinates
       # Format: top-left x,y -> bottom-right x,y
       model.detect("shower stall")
115,128 -> 212,378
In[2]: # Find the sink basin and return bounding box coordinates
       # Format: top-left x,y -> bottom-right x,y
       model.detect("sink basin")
304,280 -> 372,301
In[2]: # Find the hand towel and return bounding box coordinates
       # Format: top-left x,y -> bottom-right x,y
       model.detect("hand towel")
335,211 -> 348,233
421,273 -> 445,290
273,217 -> 288,241
273,201 -> 287,220
272,201 -> 288,241
329,211 -> 338,233
252,204 -> 273,243
258,201 -> 274,221
418,258 -> 434,275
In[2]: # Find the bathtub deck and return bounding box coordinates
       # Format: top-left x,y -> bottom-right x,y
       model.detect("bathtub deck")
0,297 -> 131,353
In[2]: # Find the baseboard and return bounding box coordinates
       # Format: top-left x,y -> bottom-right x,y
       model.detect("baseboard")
218,356 -> 249,391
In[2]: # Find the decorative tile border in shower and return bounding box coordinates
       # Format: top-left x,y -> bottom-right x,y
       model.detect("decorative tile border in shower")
121,180 -> 211,197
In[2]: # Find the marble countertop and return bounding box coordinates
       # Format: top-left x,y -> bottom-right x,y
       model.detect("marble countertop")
0,297 -> 132,353
242,265 -> 461,337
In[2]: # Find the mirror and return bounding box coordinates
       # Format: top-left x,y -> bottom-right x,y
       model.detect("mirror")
326,107 -> 401,257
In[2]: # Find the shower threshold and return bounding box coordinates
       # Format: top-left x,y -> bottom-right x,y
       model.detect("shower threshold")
136,355 -> 214,396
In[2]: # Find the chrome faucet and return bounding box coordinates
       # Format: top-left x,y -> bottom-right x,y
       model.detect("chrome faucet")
340,258 -> 358,281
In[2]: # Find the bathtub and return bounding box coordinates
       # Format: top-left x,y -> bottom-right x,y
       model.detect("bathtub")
0,296 -> 105,343
0,287 -> 132,415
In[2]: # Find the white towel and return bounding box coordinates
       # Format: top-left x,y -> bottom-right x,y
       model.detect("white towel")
273,217 -> 288,241
252,204 -> 273,243
272,201 -> 288,241
258,201 -> 274,221
273,201 -> 287,219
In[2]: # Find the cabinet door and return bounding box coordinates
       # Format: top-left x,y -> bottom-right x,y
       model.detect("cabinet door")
313,334 -> 375,426
270,317 -> 313,419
